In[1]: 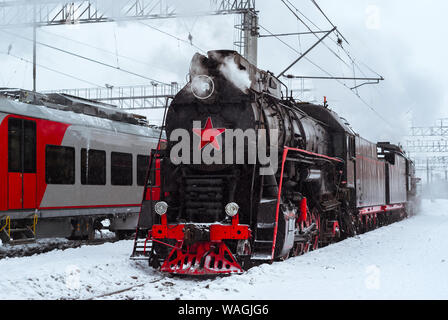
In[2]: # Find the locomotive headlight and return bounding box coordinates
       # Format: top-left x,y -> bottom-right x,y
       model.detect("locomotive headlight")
191,75 -> 215,100
225,202 -> 239,217
154,201 -> 168,215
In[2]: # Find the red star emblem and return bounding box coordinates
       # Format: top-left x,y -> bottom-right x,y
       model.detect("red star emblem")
192,117 -> 225,150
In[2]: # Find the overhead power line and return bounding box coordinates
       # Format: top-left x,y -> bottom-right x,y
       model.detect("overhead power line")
39,29 -> 172,74
280,0 -> 352,71
258,23 -> 393,129
1,51 -> 103,87
259,30 -> 329,38
39,22 -> 205,75
310,0 -> 350,44
273,0 -> 391,129
282,0 -> 383,84
0,30 -> 169,86
139,21 -> 206,54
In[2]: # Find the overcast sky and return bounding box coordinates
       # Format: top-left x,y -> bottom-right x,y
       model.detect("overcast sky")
0,0 -> 447,145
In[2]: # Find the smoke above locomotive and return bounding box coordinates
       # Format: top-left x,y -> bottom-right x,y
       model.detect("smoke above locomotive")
189,50 -> 253,95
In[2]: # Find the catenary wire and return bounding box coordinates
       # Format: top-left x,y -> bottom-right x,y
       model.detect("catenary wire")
258,23 -> 393,128
0,30 -> 170,86
38,28 -> 176,74
0,51 -> 103,87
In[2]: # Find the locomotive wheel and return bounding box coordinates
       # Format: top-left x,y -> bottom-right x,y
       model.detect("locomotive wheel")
309,208 -> 320,251
293,207 -> 321,256
341,212 -> 356,239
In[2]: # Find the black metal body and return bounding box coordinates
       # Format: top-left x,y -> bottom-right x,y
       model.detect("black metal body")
142,50 -> 418,268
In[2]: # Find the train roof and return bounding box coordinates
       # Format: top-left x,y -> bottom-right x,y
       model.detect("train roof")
377,142 -> 409,159
0,88 -> 163,139
295,102 -> 357,135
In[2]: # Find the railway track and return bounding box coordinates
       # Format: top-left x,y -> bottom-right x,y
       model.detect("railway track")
0,236 -> 123,260
86,277 -> 165,300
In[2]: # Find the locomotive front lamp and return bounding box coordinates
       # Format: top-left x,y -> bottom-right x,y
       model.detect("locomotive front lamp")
191,75 -> 215,100
225,202 -> 239,217
155,201 -> 168,215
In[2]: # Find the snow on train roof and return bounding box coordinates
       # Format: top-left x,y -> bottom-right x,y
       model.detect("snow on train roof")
0,88 -> 163,139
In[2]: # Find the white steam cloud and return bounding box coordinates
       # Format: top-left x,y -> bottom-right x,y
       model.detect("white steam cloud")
219,56 -> 251,93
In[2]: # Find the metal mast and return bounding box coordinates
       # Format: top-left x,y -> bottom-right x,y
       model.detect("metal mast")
0,0 -> 258,101
406,118 -> 448,183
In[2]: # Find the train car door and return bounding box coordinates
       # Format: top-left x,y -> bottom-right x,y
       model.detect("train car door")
7,118 -> 37,210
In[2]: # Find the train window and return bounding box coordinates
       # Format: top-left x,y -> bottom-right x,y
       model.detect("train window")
81,149 -> 106,185
45,145 -> 75,184
8,118 -> 36,173
348,136 -> 355,158
23,120 -> 36,173
137,155 -> 150,186
111,152 -> 133,186
8,118 -> 22,172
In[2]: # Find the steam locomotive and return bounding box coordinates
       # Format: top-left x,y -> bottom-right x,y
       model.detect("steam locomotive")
133,50 -> 418,275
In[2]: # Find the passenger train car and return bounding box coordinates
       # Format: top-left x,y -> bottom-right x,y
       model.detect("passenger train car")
0,89 -> 161,244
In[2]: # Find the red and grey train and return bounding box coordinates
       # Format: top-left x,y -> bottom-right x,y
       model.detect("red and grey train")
133,50 -> 418,275
0,89 -> 161,244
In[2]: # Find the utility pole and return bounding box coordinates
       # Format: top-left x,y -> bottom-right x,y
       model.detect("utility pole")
243,9 -> 258,66
406,118 -> 448,195
32,3 -> 37,93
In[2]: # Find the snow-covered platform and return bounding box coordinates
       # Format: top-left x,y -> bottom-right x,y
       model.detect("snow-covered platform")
0,199 -> 447,300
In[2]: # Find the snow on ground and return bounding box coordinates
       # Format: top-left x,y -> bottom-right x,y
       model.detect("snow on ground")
0,198 -> 447,300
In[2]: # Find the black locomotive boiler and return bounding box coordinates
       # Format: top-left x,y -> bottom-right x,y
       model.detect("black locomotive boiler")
133,50 -> 418,275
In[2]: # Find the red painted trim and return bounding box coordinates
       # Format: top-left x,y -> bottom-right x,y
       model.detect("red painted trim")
284,146 -> 344,163
358,203 -> 404,215
23,173 -> 37,209
151,222 -> 250,242
152,223 -> 184,239
8,173 -> 22,209
298,197 -> 307,223
36,118 -> 70,208
331,221 -> 340,236
271,147 -> 289,260
159,241 -> 243,275
161,213 -> 167,225
0,116 -> 7,211
359,205 -> 382,215
144,188 -> 161,201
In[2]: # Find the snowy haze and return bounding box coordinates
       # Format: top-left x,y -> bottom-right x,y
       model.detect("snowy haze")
0,0 -> 447,144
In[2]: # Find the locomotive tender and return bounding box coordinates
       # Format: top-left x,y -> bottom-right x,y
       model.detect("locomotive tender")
134,50 -> 418,275
0,89 -> 161,244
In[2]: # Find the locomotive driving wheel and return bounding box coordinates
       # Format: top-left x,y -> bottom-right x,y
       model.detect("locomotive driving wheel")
293,207 -> 321,256
309,208 -> 321,251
